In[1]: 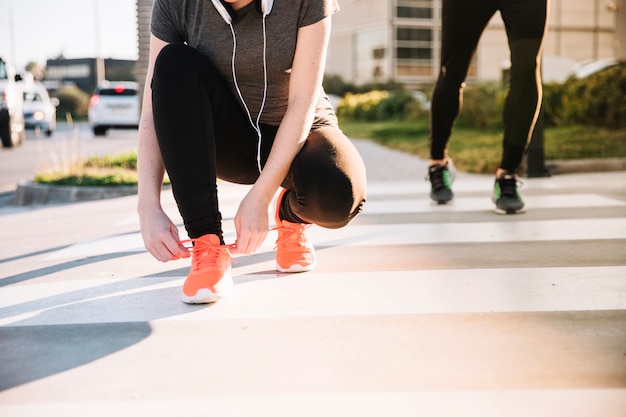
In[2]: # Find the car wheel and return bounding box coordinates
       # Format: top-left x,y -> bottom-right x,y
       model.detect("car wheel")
93,126 -> 108,136
0,110 -> 24,148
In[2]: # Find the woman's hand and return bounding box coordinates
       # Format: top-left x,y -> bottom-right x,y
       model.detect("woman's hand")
232,190 -> 272,255
139,205 -> 190,262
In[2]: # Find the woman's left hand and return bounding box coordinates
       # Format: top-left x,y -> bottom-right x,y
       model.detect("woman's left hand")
232,190 -> 271,255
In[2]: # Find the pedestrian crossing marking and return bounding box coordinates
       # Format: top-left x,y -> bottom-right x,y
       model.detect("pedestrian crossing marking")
363,194 -> 626,213
2,266 -> 625,326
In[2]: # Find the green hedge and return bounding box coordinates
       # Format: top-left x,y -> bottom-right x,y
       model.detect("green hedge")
335,64 -> 626,130
52,85 -> 90,119
336,90 -> 426,121
544,65 -> 626,129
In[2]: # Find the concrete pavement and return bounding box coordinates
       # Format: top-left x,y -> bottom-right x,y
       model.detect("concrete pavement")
0,139 -> 625,416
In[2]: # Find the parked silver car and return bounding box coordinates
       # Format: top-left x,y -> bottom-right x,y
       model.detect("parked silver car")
22,82 -> 59,136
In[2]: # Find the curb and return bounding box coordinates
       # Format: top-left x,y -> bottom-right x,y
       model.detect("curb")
13,181 -> 138,206
546,158 -> 626,175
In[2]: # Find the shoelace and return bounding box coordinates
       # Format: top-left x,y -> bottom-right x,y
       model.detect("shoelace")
497,175 -> 522,198
272,222 -> 310,250
428,165 -> 451,191
179,239 -> 235,271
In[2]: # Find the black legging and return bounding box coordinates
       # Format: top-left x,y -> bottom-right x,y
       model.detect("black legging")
430,0 -> 548,172
151,43 -> 366,241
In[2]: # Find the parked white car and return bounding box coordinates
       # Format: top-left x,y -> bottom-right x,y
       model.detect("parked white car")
0,57 -> 25,148
22,82 -> 59,136
88,81 -> 140,136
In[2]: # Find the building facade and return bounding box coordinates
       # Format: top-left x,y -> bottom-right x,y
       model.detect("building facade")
326,0 -> 625,89
135,0 -> 625,93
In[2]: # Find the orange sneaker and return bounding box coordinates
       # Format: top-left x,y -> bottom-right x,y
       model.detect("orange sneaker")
180,234 -> 233,304
274,188 -> 316,273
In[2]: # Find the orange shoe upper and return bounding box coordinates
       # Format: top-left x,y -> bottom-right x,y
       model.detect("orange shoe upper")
274,188 -> 316,272
181,234 -> 232,296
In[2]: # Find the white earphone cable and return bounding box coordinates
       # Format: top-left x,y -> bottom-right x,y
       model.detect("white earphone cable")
228,15 -> 269,174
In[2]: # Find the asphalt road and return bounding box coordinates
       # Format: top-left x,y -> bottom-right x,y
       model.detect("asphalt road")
0,122 -> 139,193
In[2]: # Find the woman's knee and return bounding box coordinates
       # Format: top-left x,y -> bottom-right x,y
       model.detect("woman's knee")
297,128 -> 367,227
153,44 -> 203,89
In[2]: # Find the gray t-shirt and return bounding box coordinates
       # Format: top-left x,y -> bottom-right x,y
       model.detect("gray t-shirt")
151,0 -> 340,127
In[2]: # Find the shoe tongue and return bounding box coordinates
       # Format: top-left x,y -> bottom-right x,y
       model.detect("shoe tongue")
198,234 -> 221,246
281,219 -> 307,229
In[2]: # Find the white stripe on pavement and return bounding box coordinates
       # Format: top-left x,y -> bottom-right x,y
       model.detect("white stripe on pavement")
362,194 -> 626,214
1,266 -> 624,325
43,217 -> 626,260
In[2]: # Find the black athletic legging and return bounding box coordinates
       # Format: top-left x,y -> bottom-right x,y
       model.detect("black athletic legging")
430,0 -> 548,172
151,43 -> 366,241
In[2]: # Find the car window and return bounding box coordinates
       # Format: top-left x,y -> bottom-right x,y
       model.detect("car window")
0,61 -> 6,80
24,92 -> 43,102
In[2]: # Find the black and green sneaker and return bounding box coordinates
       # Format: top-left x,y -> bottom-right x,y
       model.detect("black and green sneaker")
492,173 -> 525,214
427,161 -> 455,204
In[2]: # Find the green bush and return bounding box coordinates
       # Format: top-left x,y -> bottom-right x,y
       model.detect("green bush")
84,151 -> 137,170
560,65 -> 626,129
52,85 -> 90,119
456,82 -> 506,129
334,65 -> 626,129
323,73 -> 357,96
323,73 -> 409,96
337,90 -> 389,121
337,90 -> 426,121
541,82 -> 568,127
378,90 -> 426,120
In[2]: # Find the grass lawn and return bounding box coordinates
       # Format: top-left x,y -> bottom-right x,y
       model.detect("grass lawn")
340,118 -> 626,174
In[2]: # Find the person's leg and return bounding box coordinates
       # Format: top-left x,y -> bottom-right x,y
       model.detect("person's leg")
151,43 -> 258,241
272,125 -> 366,273
498,0 -> 549,173
279,126 -> 367,229
429,0 -> 499,163
492,0 -> 548,215
151,43 -> 262,303
427,0 -> 498,204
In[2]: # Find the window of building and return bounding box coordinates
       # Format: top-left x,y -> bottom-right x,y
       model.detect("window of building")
395,26 -> 436,78
396,0 -> 434,19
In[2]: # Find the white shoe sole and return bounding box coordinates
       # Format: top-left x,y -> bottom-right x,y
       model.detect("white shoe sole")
276,262 -> 316,273
493,207 -> 526,215
181,272 -> 233,304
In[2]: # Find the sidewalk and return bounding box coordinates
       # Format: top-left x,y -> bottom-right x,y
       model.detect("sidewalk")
1,139 -> 625,416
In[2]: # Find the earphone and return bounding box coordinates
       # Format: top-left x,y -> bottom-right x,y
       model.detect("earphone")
210,0 -> 274,173
210,0 -> 274,23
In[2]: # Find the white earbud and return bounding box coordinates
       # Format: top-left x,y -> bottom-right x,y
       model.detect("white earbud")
210,0 -> 232,24
259,0 -> 274,16
211,0 -> 273,22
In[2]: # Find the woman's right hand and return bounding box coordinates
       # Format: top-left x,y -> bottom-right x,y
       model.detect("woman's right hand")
139,205 -> 190,262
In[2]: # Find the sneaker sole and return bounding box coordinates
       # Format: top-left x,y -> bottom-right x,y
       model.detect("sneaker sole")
494,207 -> 526,215
182,289 -> 225,304
276,262 -> 316,273
181,274 -> 234,304
430,198 -> 453,205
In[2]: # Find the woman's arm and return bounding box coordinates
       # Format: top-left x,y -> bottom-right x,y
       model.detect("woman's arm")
232,17 -> 332,254
137,34 -> 190,262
